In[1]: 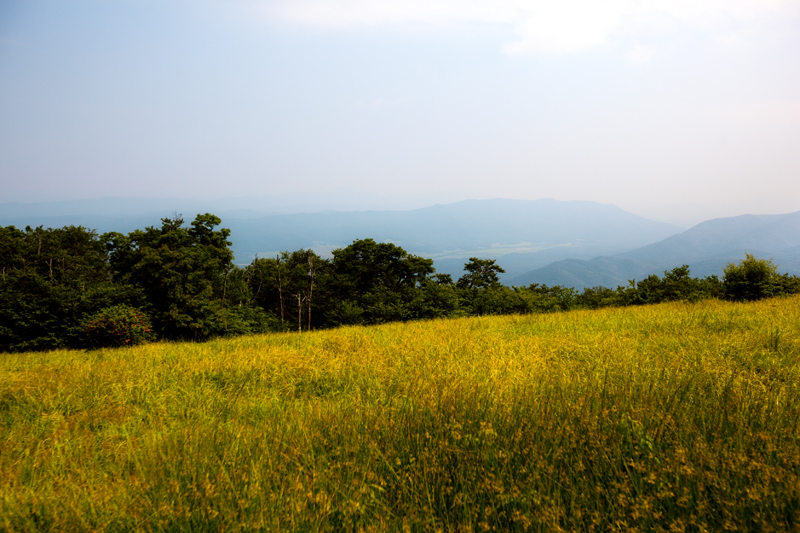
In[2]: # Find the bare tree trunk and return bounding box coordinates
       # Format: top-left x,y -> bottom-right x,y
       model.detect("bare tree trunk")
307,283 -> 313,331
249,257 -> 263,299
307,251 -> 315,331
297,293 -> 302,333
276,255 -> 285,327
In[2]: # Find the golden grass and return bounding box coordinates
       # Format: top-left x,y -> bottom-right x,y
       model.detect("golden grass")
1,296 -> 799,531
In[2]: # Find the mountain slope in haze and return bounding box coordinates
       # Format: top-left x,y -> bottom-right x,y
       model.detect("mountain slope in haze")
224,198 -> 681,277
0,190 -> 463,219
0,198 -> 681,281
510,211 -> 800,289
617,211 -> 800,264
227,198 -> 680,255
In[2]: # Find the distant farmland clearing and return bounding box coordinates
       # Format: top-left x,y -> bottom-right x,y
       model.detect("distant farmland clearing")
2,297 -> 799,531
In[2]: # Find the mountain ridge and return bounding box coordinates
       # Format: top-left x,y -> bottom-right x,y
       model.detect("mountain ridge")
0,198 -> 682,280
509,211 -> 800,288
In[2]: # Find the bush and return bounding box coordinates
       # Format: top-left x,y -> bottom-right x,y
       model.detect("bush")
577,286 -> 619,309
83,305 -> 154,348
775,273 -> 800,296
209,305 -> 283,336
722,254 -> 780,302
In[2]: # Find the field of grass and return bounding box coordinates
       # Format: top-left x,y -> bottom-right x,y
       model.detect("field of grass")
2,296 -> 800,532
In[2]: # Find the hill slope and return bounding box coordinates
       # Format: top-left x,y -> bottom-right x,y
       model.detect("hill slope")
510,211 -> 800,288
3,297 -> 799,530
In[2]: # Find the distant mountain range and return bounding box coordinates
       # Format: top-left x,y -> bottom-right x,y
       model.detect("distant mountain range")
7,197 -> 797,288
0,190 -> 465,219
0,198 -> 681,281
223,199 -> 681,268
509,211 -> 800,289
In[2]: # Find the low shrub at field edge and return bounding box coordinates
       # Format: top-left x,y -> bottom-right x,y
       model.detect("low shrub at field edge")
82,304 -> 154,348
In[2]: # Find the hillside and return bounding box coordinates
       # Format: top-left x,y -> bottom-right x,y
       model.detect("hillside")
2,297 -> 799,530
510,211 -> 800,288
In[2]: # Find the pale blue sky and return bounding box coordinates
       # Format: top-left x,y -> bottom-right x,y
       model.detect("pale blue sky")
1,0 -> 799,222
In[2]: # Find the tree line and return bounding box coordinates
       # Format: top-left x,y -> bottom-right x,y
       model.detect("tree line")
2,214 -> 798,352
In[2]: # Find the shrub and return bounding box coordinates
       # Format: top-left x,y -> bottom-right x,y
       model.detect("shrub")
775,272 -> 800,296
207,305 -> 282,336
616,265 -> 716,306
325,300 -> 365,327
83,305 -> 154,348
722,253 -> 780,302
577,286 -> 618,309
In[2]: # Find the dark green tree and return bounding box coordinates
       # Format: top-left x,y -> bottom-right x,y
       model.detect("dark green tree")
278,249 -> 328,332
577,286 -> 618,309
106,214 -> 257,340
619,265 -> 693,305
247,250 -> 329,332
247,256 -> 287,327
323,239 -> 435,325
432,273 -> 454,285
457,258 -> 505,290
615,265 -> 721,306
464,284 -> 578,317
407,277 -> 462,319
524,284 -> 579,312
0,224 -> 143,352
723,254 -> 781,302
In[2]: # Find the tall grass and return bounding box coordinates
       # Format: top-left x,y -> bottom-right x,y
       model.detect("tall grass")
2,296 -> 799,531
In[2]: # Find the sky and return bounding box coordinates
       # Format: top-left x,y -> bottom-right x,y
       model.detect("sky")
1,0 -> 799,223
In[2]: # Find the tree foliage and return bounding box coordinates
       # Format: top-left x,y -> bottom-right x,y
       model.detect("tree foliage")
3,215 -> 799,354
457,258 -> 505,290
722,253 -> 782,302
0,224 -> 143,352
323,239 -> 435,325
106,214 -> 251,340
616,266 -> 724,306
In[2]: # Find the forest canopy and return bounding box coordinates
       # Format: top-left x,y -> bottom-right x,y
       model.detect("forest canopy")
1,215 -> 798,352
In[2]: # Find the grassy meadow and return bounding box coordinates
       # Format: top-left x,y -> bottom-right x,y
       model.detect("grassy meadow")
2,296 -> 800,532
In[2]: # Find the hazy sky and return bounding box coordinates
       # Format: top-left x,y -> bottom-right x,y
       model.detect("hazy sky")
1,0 -> 799,219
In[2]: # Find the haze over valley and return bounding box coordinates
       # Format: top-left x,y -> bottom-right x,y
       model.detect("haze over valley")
3,196 -> 799,289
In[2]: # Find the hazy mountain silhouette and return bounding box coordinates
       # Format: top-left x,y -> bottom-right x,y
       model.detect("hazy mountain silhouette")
509,211 -> 800,289
223,199 -> 680,277
0,198 -> 681,280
